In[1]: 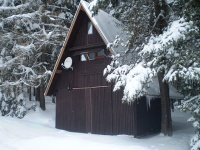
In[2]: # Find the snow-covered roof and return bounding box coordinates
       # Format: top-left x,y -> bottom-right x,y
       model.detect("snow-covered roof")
45,0 -> 126,95
82,1 -> 127,54
146,78 -> 184,100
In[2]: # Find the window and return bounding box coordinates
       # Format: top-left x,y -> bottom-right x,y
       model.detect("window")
97,49 -> 106,57
88,22 -> 93,35
80,49 -> 106,62
81,54 -> 87,61
88,53 -> 95,60
80,53 -> 95,61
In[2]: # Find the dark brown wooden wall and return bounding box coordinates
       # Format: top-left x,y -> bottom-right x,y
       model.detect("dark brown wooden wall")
73,14 -> 104,47
55,57 -> 133,135
55,56 -> 161,136
112,90 -> 135,135
54,9 -> 161,136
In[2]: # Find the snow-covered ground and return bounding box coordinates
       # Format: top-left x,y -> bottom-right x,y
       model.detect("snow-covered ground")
0,99 -> 194,150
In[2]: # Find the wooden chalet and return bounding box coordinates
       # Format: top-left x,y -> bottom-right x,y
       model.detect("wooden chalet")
45,1 -> 163,137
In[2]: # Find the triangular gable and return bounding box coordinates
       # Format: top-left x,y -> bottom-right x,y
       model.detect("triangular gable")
45,0 -> 126,96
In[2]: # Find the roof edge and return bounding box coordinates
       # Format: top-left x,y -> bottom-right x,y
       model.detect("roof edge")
44,2 -> 83,96
44,0 -> 112,96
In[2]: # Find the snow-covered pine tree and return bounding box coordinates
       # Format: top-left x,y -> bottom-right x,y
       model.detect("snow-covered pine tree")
96,0 -> 173,136
0,0 -> 75,118
95,0 -> 200,137
177,0 -> 200,149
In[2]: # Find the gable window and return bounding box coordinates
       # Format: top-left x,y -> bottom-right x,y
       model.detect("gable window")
80,53 -> 95,61
80,49 -> 106,62
88,21 -> 93,35
81,54 -> 87,61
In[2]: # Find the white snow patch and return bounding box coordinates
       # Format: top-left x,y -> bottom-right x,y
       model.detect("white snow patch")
58,12 -> 65,19
88,0 -> 98,11
32,23 -> 40,30
0,99 -> 194,150
140,18 -> 194,56
0,21 -> 3,28
166,0 -> 174,4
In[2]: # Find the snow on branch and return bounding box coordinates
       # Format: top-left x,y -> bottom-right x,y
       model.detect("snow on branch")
0,2 -> 29,11
140,18 -> 195,56
139,17 -> 199,82
104,60 -> 153,102
14,43 -> 35,54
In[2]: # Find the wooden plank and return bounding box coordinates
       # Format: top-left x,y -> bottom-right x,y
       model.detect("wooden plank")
91,87 -> 112,134
134,97 -> 150,137
85,89 -> 92,133
68,43 -> 105,52
112,90 -> 135,135
71,89 -> 86,133
56,70 -> 62,74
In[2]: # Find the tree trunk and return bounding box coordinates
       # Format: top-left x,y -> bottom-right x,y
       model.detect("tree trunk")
35,87 -> 40,101
153,0 -> 172,136
111,0 -> 119,7
39,43 -> 46,110
29,87 -> 32,101
158,72 -> 172,136
40,85 -> 46,110
33,87 -> 36,96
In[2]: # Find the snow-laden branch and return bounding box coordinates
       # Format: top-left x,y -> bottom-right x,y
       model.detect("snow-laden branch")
14,43 -> 35,54
140,18 -> 195,56
0,56 -> 20,69
0,2 -> 30,10
140,17 -> 199,82
179,94 -> 200,150
104,61 -> 153,102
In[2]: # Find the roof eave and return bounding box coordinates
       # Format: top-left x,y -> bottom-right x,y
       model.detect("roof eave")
44,1 -> 114,96
44,3 -> 84,96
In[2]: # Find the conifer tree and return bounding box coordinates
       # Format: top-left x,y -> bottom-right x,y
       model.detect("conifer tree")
0,0 -> 75,117
95,0 -> 200,137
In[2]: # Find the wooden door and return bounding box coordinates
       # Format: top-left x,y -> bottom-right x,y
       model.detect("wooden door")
112,90 -> 135,135
56,89 -> 72,131
70,89 -> 86,133
90,87 -> 112,134
135,97 -> 150,136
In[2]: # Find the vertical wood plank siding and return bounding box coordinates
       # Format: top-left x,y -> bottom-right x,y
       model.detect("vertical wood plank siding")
73,13 -> 104,47
55,56 -> 161,136
54,10 -> 161,136
91,87 -> 112,134
112,90 -> 135,135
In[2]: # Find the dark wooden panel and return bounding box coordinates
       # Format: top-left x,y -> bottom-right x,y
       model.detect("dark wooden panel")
55,48 -> 162,136
56,90 -> 61,129
70,89 -> 86,133
56,68 -> 74,90
148,98 -> 161,133
56,89 -> 72,131
77,74 -> 85,87
73,57 -> 110,88
66,10 -> 86,48
85,89 -> 92,133
68,43 -> 105,52
73,14 -> 104,47
73,16 -> 87,46
112,90 -> 135,135
135,97 -> 150,136
63,90 -> 73,131
91,87 -> 112,134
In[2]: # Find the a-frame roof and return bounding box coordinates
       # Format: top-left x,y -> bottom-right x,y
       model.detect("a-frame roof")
45,0 -> 126,96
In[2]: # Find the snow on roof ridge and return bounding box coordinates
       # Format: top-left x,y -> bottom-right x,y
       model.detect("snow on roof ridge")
81,0 -> 127,54
81,1 -> 110,46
